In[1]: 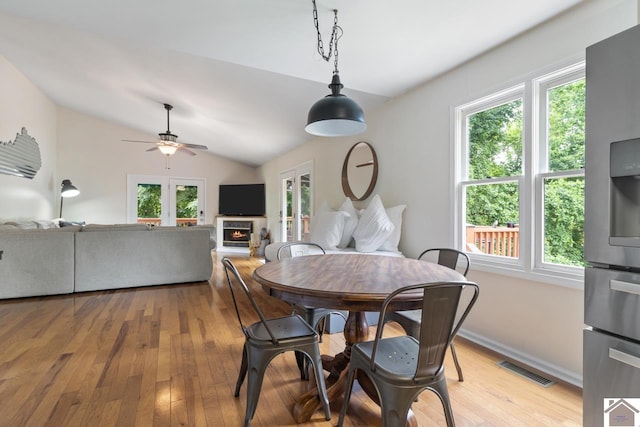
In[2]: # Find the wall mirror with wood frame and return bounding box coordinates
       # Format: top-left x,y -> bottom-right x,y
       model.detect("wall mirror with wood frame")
341,141 -> 378,201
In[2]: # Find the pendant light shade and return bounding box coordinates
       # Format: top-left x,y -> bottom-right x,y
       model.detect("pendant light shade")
305,74 -> 366,137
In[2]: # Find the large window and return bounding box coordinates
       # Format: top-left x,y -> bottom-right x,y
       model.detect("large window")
455,62 -> 585,286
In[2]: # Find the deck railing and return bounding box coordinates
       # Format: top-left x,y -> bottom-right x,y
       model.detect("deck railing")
466,225 -> 519,258
285,216 -> 311,241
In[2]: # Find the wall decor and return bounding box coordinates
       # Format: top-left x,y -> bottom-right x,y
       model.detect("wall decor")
341,141 -> 378,201
0,127 -> 42,179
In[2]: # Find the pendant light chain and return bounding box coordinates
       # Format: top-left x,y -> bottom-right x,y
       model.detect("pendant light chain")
312,0 -> 342,74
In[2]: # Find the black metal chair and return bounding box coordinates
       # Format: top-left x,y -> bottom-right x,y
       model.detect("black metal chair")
276,242 -> 347,379
221,257 -> 331,426
383,248 -> 471,381
338,281 -> 479,427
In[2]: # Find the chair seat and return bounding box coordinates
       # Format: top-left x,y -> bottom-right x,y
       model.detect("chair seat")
353,336 -> 444,382
247,315 -> 318,342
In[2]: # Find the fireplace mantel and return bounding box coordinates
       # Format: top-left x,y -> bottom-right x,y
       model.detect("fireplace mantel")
216,216 -> 267,254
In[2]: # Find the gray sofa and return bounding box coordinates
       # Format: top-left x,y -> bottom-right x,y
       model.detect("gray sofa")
0,221 -> 215,299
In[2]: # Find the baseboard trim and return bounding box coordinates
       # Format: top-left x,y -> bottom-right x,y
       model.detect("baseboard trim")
458,329 -> 583,388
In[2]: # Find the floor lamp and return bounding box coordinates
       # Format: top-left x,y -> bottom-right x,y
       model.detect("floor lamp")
59,179 -> 80,218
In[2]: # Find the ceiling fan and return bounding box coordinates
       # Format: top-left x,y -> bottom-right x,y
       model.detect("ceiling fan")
122,103 -> 207,156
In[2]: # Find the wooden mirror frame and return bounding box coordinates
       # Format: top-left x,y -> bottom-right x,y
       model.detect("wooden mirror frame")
341,141 -> 378,201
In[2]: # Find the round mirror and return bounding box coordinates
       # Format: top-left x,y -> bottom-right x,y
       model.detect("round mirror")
341,141 -> 378,201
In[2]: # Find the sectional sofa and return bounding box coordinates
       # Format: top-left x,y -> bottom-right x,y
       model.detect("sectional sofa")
0,221 -> 215,299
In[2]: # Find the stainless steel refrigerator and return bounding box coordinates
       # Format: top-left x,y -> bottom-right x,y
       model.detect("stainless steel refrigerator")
584,24 -> 640,426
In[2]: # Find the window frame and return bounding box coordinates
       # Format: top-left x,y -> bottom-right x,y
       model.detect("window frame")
454,61 -> 585,289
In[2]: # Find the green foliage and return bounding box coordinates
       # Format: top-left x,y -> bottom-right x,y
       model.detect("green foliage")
544,177 -> 585,266
137,184 -> 161,218
466,100 -> 522,227
176,186 -> 198,218
548,80 -> 585,171
468,100 -> 522,180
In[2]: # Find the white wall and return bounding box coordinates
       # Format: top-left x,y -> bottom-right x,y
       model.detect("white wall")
259,0 -> 637,386
0,55 -> 57,220
56,107 -> 260,224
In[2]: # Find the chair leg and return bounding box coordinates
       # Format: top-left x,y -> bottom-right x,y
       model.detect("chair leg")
294,351 -> 308,380
375,378 -> 417,427
244,351 -> 270,427
337,367 -> 358,426
234,345 -> 249,397
450,341 -> 463,382
430,375 -> 456,427
309,348 -> 331,421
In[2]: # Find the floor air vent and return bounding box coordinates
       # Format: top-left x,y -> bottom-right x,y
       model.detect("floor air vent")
496,360 -> 555,388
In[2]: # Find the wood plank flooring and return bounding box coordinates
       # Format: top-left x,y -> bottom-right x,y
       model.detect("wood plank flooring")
0,253 -> 582,426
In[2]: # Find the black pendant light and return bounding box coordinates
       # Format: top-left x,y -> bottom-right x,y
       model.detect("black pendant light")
305,2 -> 366,137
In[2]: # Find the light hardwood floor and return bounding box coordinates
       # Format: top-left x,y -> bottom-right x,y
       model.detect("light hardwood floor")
0,253 -> 582,426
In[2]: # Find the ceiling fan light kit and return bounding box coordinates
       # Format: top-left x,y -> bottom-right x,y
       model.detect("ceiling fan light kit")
122,103 -> 207,158
305,1 -> 366,137
157,144 -> 178,156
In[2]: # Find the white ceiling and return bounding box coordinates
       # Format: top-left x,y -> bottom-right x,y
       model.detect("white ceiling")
0,0 -> 583,166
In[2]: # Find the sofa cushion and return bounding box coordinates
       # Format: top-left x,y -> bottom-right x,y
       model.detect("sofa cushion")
337,197 -> 359,248
378,205 -> 406,252
5,221 -> 40,230
352,195 -> 394,253
82,223 -> 150,232
310,209 -> 349,250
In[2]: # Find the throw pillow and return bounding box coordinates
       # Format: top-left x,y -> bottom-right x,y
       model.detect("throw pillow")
378,205 -> 406,252
337,197 -> 359,248
352,194 -> 394,253
309,210 -> 349,250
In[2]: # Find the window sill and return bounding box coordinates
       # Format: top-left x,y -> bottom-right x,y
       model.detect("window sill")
468,256 -> 584,290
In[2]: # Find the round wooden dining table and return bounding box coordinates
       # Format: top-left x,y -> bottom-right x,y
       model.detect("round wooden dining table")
253,253 -> 465,424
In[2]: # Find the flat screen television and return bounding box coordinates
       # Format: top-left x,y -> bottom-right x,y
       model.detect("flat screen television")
218,183 -> 266,216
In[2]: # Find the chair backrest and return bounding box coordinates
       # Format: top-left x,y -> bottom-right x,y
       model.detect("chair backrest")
418,248 -> 470,276
276,242 -> 326,260
373,281 -> 479,380
221,257 -> 280,344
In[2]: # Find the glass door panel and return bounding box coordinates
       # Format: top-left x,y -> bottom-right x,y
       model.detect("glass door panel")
280,172 -> 294,242
136,183 -> 163,226
279,162 -> 313,242
170,179 -> 204,226
128,175 -> 205,226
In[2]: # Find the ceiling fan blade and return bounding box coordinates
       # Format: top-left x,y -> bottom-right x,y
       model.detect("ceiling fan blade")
179,147 -> 197,156
122,139 -> 157,144
181,142 -> 208,150
146,146 -> 159,152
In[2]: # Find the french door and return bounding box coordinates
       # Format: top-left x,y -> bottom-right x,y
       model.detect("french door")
127,175 -> 205,226
280,162 -> 312,242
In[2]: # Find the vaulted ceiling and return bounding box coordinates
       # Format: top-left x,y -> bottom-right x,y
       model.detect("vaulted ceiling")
0,0 -> 583,166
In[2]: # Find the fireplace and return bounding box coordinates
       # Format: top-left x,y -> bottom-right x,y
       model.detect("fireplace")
222,221 -> 253,247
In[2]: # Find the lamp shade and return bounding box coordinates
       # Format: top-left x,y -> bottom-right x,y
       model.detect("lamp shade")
158,144 -> 178,156
305,73 -> 366,137
60,179 -> 79,198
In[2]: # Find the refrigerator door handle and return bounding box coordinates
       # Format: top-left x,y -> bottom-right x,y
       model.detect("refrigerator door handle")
609,347 -> 640,369
609,279 -> 640,296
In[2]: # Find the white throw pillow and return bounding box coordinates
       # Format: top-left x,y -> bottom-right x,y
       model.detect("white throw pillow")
310,204 -> 349,250
338,197 -> 359,248
379,205 -> 406,252
353,195 -> 394,253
